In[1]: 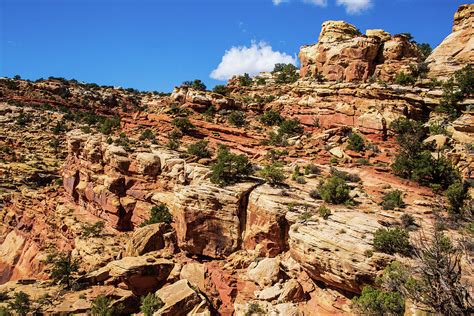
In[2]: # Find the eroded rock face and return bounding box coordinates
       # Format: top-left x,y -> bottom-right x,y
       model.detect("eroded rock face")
82,256 -> 174,295
172,181 -> 258,258
427,4 -> 474,80
299,20 -> 420,82
287,210 -> 393,293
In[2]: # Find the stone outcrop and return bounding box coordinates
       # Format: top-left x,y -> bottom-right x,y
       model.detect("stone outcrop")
82,256 -> 174,295
299,20 -> 421,82
172,181 -> 258,258
287,209 -> 393,293
427,4 -> 474,79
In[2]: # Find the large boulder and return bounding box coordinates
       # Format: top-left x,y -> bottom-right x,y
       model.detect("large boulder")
287,209 -> 393,294
427,4 -> 474,80
299,20 -> 420,82
83,256 -> 174,295
124,223 -> 169,257
154,279 -> 211,316
171,181 -> 258,258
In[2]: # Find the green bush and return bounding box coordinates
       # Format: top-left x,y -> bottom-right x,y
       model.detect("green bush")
381,190 -> 405,210
139,129 -> 155,141
390,118 -> 460,189
167,130 -> 181,150
318,205 -> 331,219
44,252 -> 79,288
417,43 -> 432,60
319,176 -> 351,204
90,295 -> 120,316
400,214 -> 416,228
330,167 -> 361,183
278,119 -> 303,136
212,84 -> 228,96
304,164 -> 320,175
183,79 -> 206,91
445,182 -> 469,215
99,116 -> 120,135
140,293 -> 163,316
259,163 -> 285,185
395,71 -> 416,85
347,133 -> 365,152
260,109 -> 283,126
210,145 -> 253,186
172,117 -> 194,133
245,302 -> 265,316
228,111 -> 247,127
239,73 -> 253,86
373,228 -> 411,255
352,286 -> 405,316
273,63 -> 299,84
7,292 -> 30,316
436,65 -> 474,119
0,307 -> 11,316
80,221 -> 105,238
141,203 -> 172,226
187,140 -> 212,158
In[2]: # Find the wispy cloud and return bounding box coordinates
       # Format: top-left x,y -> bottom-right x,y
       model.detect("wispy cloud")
272,0 -> 372,14
210,41 -> 296,81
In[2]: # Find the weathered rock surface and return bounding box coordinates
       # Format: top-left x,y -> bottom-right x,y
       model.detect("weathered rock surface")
287,209 -> 393,293
154,279 -> 211,316
427,4 -> 474,79
299,20 -> 420,82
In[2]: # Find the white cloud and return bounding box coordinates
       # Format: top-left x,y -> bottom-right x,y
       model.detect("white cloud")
272,0 -> 372,14
210,41 -> 297,81
336,0 -> 372,13
302,0 -> 327,7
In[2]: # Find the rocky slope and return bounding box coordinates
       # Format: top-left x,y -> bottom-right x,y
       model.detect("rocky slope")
0,4 -> 472,316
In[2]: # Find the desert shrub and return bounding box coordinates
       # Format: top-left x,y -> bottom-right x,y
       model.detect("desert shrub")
141,203 -> 172,226
373,228 -> 410,255
417,43 -> 432,60
168,103 -> 191,117
239,73 -> 252,86
140,293 -> 163,316
167,130 -> 181,150
228,111 -> 247,127
266,131 -> 287,146
182,79 -> 206,91
390,118 -> 460,189
259,162 -> 285,185
52,120 -> 67,134
428,121 -> 448,136
395,71 -> 416,85
347,133 -> 365,152
352,286 -> 405,316
318,205 -> 331,219
278,119 -> 303,136
436,65 -> 474,119
44,252 -> 79,288
0,291 -> 8,301
245,302 -> 265,316
139,129 -> 155,141
0,307 -> 11,316
377,231 -> 472,315
273,63 -> 299,84
319,176 -> 351,204
187,140 -> 212,158
8,292 -> 30,316
256,77 -> 266,85
99,116 -> 120,135
90,295 -> 120,316
172,117 -> 194,133
212,84 -> 228,96
16,113 -> 32,126
330,167 -> 361,183
304,164 -> 320,175
80,221 -> 105,238
291,165 -> 303,181
309,189 -> 321,200
260,109 -> 283,126
400,214 -> 416,229
210,145 -> 253,186
381,190 -> 405,210
265,149 -> 288,162
445,182 -> 469,215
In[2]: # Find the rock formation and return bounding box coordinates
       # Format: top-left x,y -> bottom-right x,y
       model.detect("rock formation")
299,21 -> 421,82
427,4 -> 474,79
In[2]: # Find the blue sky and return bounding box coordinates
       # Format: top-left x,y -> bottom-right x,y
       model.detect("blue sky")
0,0 -> 466,92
